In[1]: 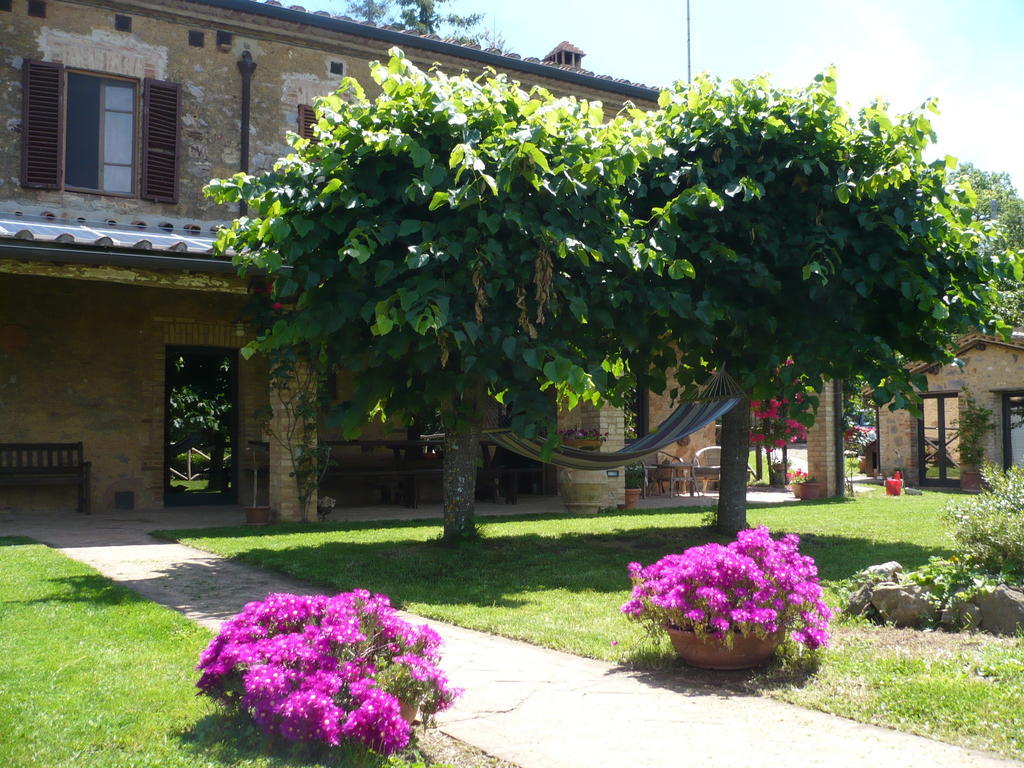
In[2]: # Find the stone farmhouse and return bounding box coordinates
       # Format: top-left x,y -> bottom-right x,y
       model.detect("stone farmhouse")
876,331 -> 1024,488
0,0 -> 846,519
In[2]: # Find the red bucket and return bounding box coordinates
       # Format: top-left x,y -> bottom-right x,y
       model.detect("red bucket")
885,478 -> 903,496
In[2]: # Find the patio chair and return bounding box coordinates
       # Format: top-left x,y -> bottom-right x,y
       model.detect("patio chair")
692,446 -> 721,494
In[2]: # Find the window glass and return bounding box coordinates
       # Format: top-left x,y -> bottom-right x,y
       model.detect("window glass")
66,73 -> 100,189
1006,395 -> 1024,467
65,73 -> 135,194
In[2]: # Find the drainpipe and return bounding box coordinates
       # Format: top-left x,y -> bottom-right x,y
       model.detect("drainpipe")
237,50 -> 257,217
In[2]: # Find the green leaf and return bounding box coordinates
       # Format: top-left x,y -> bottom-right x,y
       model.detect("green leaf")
398,220 -> 421,237
836,186 -> 851,204
320,178 -> 343,198
667,259 -> 695,279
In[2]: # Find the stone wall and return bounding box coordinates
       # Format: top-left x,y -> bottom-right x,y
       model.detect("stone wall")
0,272 -> 267,513
877,343 -> 1024,482
557,399 -> 625,509
2,0 -> 655,228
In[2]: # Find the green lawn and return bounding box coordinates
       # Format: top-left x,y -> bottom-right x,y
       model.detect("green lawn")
162,490 -> 1024,759
163,490 -> 952,659
0,538 -> 437,768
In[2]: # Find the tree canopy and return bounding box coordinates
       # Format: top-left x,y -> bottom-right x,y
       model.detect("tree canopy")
620,71 -> 1019,528
208,53 -> 1019,536
342,0 -> 483,41
208,51 -> 662,538
951,163 -> 1024,326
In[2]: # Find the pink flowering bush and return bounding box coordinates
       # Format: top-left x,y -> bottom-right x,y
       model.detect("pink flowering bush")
196,590 -> 460,755
621,527 -> 833,649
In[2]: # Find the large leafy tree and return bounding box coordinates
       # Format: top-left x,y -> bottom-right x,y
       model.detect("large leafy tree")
623,71 -> 1020,531
207,52 -> 657,541
342,0 -> 483,41
951,163 -> 1024,326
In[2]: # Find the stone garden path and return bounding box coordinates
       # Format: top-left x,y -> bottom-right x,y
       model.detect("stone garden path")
2,506 -> 1019,768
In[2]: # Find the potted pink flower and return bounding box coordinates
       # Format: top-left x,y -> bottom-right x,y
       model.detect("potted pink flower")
558,426 -> 608,450
197,590 -> 460,754
786,469 -> 822,500
621,527 -> 832,669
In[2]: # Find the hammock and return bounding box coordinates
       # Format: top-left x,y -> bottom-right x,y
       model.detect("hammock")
486,369 -> 744,470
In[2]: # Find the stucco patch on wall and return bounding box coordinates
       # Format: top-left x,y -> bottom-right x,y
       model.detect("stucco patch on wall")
36,27 -> 168,80
281,71 -> 342,111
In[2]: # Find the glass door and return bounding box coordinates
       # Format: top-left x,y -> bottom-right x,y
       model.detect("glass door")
918,393 -> 960,486
1002,393 -> 1024,469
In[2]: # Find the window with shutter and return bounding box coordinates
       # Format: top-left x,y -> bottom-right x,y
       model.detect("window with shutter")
298,104 -> 316,140
140,79 -> 181,203
65,73 -> 137,194
21,60 -> 64,189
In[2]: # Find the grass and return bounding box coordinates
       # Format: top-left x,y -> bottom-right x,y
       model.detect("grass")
0,537 -> 441,768
163,490 -> 952,659
162,489 -> 1024,759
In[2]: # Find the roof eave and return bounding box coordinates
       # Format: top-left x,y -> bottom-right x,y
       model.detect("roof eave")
190,0 -> 659,102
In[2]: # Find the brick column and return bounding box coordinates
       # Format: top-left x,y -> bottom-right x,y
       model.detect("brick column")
557,400 -> 625,510
268,364 -> 317,522
807,379 -> 843,497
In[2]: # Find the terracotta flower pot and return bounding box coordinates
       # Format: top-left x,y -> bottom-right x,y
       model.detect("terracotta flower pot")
399,700 -> 418,725
960,468 -> 983,492
244,505 -> 272,526
665,625 -> 782,670
791,482 -> 822,500
564,438 -> 603,450
623,487 -> 642,509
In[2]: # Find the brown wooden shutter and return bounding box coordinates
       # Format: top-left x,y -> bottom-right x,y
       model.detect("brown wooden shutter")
298,104 -> 316,140
140,78 -> 181,203
20,60 -> 63,189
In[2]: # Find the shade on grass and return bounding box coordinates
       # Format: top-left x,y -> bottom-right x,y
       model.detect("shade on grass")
0,537 -> 433,768
164,491 -> 953,660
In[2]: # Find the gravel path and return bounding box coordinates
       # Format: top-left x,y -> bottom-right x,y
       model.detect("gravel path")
2,507 -> 1019,768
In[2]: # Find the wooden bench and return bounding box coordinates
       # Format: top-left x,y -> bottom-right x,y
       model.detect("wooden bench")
0,442 -> 91,514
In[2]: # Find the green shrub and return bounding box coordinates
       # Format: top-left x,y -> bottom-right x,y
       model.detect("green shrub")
945,464 -> 1024,575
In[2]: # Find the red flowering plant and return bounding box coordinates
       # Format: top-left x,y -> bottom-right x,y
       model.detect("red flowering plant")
786,468 -> 816,485
749,362 -> 814,483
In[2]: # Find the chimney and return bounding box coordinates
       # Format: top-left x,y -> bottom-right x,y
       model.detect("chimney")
542,41 -> 586,69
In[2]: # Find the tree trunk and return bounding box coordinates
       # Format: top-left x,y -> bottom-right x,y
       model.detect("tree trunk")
717,397 -> 751,535
442,422 -> 482,543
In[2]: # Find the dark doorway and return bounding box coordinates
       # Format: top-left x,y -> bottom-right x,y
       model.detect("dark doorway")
164,346 -> 238,506
1002,392 -> 1024,469
917,393 -> 960,487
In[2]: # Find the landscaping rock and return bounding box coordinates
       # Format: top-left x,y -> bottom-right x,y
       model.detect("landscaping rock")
863,561 -> 903,581
975,585 -> 1024,635
871,583 -> 934,627
845,582 -> 877,617
939,599 -> 981,630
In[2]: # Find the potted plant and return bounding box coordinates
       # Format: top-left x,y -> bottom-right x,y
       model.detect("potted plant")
244,446 -> 272,526
623,462 -> 645,509
558,426 -> 608,450
958,388 -> 994,492
621,527 -> 832,669
197,590 -> 460,754
786,469 -> 822,499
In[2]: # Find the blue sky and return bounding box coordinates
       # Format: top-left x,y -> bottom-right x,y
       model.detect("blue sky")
308,0 -> 1024,190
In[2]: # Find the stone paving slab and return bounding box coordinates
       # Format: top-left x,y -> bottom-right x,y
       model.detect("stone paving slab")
2,508 -> 1019,768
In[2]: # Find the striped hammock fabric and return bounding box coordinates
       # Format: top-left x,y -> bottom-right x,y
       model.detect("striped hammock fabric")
486,370 -> 743,470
